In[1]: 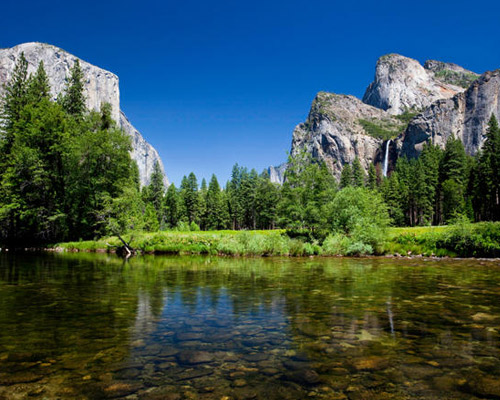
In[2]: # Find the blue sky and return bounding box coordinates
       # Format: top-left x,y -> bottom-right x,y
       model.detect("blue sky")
3,0 -> 500,185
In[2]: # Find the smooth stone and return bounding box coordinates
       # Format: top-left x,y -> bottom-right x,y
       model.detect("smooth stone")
262,368 -> 280,376
242,353 -> 268,362
205,333 -> 233,342
241,338 -> 268,347
177,351 -> 214,365
158,348 -> 179,357
283,360 -> 310,371
176,368 -> 214,381
176,332 -> 204,341
472,313 -> 498,322
114,368 -> 141,379
350,356 -> 391,371
139,386 -> 181,400
103,382 -> 142,398
399,364 -> 440,380
233,378 -> 247,387
0,371 -> 43,385
285,369 -> 320,385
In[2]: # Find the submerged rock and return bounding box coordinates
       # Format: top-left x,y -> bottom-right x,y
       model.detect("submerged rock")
176,351 -> 214,365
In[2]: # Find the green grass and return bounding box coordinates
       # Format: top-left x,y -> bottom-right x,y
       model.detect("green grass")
54,223 -> 500,258
434,70 -> 478,89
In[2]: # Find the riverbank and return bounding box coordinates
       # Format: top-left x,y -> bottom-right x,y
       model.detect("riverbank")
52,222 -> 500,258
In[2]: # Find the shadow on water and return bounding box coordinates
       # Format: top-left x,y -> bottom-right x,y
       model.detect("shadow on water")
0,253 -> 500,399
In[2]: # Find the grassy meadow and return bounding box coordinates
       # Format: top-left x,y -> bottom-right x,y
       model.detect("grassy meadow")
54,221 -> 500,258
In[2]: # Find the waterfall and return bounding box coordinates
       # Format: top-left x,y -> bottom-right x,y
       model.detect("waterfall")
382,139 -> 391,177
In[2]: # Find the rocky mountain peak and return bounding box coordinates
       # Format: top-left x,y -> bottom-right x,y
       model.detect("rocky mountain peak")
362,53 -> 475,115
0,42 -> 168,187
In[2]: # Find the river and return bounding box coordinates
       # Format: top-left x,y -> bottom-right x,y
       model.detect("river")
0,253 -> 499,399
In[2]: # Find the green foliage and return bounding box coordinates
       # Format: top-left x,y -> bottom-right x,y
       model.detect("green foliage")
351,157 -> 365,187
0,56 -> 140,245
142,161 -> 165,226
339,163 -> 352,189
60,59 -> 85,117
434,69 -> 478,88
367,163 -> 377,190
326,187 -> 390,254
278,151 -> 336,232
358,118 -> 401,140
180,172 -> 202,224
437,220 -> 500,257
394,110 -> 419,124
473,115 -> 500,221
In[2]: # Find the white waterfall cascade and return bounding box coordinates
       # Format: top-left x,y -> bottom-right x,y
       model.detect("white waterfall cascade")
382,139 -> 391,177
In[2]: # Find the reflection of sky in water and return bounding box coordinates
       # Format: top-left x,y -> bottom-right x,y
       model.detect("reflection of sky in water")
132,286 -> 290,351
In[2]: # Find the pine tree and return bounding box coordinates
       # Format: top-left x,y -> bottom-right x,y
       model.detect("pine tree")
476,115 -> 500,220
367,163 -> 377,190
164,183 -> 184,228
61,59 -> 85,117
255,170 -> 280,229
144,161 -> 165,226
227,164 -> 244,229
205,174 -> 227,230
339,163 -> 352,189
27,61 -> 50,104
419,142 -> 442,224
1,52 -> 30,155
181,172 -> 201,224
439,136 -> 468,222
352,157 -> 365,187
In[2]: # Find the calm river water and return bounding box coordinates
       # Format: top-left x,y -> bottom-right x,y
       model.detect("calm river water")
0,254 -> 500,399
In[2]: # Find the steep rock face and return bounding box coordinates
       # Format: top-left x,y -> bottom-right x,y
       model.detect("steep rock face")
363,54 -> 477,115
402,69 -> 500,157
0,42 -> 168,186
268,163 -> 287,184
291,92 -> 406,179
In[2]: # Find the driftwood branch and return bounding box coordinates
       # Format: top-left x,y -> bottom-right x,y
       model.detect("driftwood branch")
112,232 -> 136,258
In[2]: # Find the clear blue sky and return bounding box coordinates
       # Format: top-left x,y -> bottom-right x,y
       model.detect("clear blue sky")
3,0 -> 500,185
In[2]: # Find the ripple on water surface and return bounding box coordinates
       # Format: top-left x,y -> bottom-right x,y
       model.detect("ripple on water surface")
0,254 -> 500,399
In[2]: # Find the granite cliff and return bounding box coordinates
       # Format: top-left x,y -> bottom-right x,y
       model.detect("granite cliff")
0,42 -> 168,187
402,69 -> 500,157
276,53 -> 488,183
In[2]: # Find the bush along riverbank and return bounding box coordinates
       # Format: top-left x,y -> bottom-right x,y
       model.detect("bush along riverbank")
53,220 -> 500,258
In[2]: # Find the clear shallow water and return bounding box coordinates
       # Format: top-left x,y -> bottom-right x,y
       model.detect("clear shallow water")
0,254 -> 500,399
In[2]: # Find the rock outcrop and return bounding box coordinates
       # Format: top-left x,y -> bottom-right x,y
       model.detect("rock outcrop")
0,42 -> 168,186
290,92 -> 406,179
268,163 -> 287,184
362,53 -> 477,115
402,69 -> 500,158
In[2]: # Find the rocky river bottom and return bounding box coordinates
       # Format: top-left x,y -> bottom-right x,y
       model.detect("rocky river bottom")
0,253 -> 499,399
